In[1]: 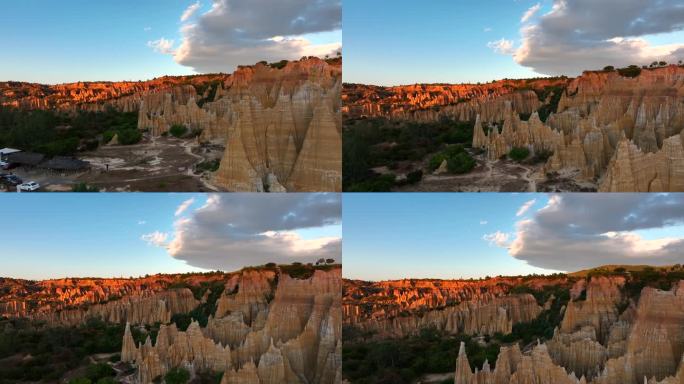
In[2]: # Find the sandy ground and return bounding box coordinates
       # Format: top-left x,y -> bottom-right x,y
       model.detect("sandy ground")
2,136 -> 226,192
393,150 -> 597,192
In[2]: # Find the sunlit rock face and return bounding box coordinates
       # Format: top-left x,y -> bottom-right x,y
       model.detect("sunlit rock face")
1,266 -> 342,384
450,277 -> 684,384
343,276 -> 565,338
0,57 -> 342,192
345,65 -> 684,191
120,267 -> 342,384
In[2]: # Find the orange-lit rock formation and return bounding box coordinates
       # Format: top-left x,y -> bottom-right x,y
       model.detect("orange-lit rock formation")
1,57 -> 342,192
120,267 -> 342,384
346,65 -> 684,191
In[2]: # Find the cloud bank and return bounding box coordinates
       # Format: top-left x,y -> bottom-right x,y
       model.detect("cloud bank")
151,0 -> 341,73
488,194 -> 684,271
142,194 -> 341,271
490,0 -> 684,76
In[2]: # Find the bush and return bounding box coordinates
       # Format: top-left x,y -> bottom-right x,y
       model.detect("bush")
406,170 -> 423,184
169,124 -> 188,138
508,147 -> 530,162
346,174 -> 396,192
72,183 -> 100,192
165,367 -> 190,384
447,152 -> 476,174
86,363 -> 115,381
68,379 -> 91,384
603,65 -> 615,71
428,153 -> 446,171
117,129 -> 142,145
617,65 -> 641,78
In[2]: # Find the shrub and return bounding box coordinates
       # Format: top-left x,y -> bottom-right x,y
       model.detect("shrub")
165,367 -> 190,384
603,65 -> 615,71
72,183 -> 100,192
117,129 -> 142,145
428,153 -> 447,171
447,152 -> 476,174
169,124 -> 188,138
406,170 -> 423,184
617,65 -> 641,78
68,379 -> 91,384
86,363 -> 115,381
509,147 -> 530,162
195,159 -> 220,173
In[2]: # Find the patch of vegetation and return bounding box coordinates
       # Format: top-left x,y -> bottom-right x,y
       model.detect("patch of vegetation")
617,65 -> 642,78
343,117 -> 474,191
0,106 -> 139,155
0,317 -> 126,383
165,367 -> 191,384
194,159 -> 220,173
508,147 -> 530,162
405,169 -> 423,185
534,85 -> 565,122
268,60 -> 289,69
72,182 -> 100,192
343,327 -> 499,384
429,144 -> 476,174
170,280 -> 226,331
495,286 -> 570,345
169,124 -> 188,138
279,262 -> 340,280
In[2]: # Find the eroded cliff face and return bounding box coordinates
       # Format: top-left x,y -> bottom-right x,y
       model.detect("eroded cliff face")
0,274 -> 206,322
2,57 -> 342,192
342,78 -> 568,121
347,66 -> 684,191
121,267 -> 342,384
471,66 -> 684,190
343,277 -> 564,339
452,276 -> 684,384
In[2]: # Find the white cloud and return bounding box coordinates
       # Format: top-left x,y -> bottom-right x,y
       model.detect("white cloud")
181,1 -> 201,22
487,38 -> 516,55
141,231 -> 170,247
138,220 -> 147,225
484,27 -> 493,32
508,0 -> 684,76
480,220 -> 488,225
521,3 -> 541,23
147,38 -> 176,54
502,194 -> 684,271
175,198 -> 195,216
144,27 -> 152,32
160,194 -> 341,271
161,0 -> 342,73
483,231 -> 511,247
516,199 -> 536,217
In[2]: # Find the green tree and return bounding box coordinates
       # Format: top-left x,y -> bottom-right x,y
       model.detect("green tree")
509,147 -> 530,162
165,367 -> 191,384
169,124 -> 188,138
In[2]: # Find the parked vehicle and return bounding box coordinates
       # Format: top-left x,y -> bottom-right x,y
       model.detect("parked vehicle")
18,181 -> 40,191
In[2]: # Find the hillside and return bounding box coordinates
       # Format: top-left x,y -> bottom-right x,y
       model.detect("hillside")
343,265 -> 684,384
343,64 -> 684,192
0,263 -> 342,384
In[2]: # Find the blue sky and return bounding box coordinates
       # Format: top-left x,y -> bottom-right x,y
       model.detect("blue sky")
0,193 -> 341,280
343,193 -> 684,281
1,0 -> 341,84
0,1 -> 196,83
343,0 -> 684,85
